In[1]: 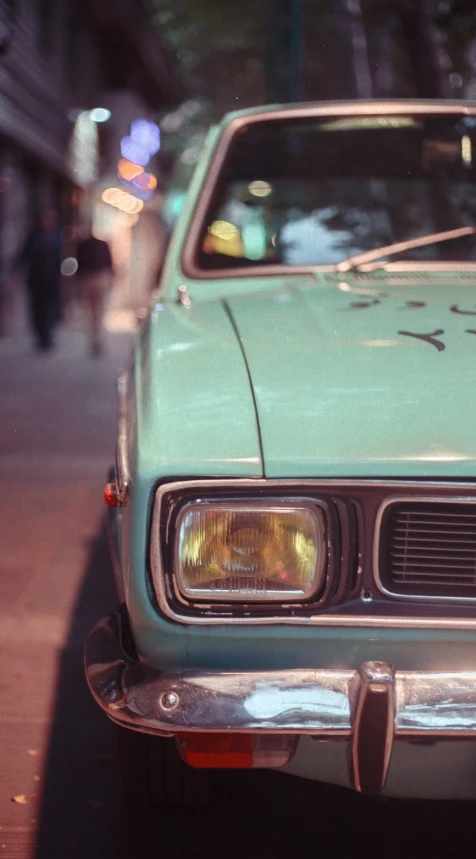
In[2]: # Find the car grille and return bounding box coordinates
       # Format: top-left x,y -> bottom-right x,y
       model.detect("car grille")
381,501 -> 476,598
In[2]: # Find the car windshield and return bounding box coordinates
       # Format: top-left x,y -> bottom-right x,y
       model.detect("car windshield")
196,114 -> 476,271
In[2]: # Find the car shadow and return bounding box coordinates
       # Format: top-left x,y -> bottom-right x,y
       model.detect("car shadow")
33,518 -> 121,859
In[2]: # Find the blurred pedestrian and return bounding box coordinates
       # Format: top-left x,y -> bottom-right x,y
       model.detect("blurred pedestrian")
76,226 -> 113,356
21,210 -> 62,351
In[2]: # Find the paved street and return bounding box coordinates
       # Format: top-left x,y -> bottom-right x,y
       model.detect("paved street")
1,293 -> 476,859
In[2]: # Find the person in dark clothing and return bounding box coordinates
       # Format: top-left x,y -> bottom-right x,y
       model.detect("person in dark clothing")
22,210 -> 62,351
76,228 -> 113,356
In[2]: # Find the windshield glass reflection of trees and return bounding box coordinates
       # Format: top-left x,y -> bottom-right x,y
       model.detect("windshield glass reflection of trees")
198,116 -> 476,270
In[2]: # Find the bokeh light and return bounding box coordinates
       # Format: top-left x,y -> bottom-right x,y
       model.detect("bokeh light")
132,171 -> 157,191
118,159 -> 144,181
120,138 -> 150,166
101,187 -> 144,214
209,220 -> 239,240
130,119 -> 160,155
60,257 -> 78,276
120,119 -> 160,166
89,107 -> 111,123
248,180 -> 272,197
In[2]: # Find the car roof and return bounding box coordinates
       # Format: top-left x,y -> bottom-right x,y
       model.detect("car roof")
219,99 -> 476,130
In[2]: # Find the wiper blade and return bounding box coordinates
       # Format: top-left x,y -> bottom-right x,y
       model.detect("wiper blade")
335,225 -> 476,273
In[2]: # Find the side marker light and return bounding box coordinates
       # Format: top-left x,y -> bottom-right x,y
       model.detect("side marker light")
104,483 -> 121,508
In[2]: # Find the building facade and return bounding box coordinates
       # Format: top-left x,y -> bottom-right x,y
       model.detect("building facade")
0,0 -> 178,319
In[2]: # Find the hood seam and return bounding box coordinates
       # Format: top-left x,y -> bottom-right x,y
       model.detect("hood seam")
223,299 -> 265,478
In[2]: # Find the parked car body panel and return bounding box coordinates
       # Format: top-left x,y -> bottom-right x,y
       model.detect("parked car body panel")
226,280 -> 476,478
129,595 -> 476,674
281,736 -> 476,800
88,100 -> 476,799
134,301 -> 262,481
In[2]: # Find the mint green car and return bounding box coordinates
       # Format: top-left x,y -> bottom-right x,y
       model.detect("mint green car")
85,100 -> 476,804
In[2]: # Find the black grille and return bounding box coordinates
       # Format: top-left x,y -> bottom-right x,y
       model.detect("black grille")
381,501 -> 476,598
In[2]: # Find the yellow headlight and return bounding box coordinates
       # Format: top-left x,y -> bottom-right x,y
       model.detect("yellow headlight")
175,503 -> 326,602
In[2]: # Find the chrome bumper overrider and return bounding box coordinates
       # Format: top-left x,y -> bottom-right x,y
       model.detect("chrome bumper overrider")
85,609 -> 476,795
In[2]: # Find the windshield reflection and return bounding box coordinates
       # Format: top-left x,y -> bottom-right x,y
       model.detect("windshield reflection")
198,114 -> 476,271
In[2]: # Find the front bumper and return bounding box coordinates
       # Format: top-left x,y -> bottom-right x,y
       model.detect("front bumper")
85,608 -> 476,795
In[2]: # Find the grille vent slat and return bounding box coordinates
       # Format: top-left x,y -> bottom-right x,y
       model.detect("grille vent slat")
396,511 -> 476,518
381,501 -> 476,598
392,549 -> 476,556
392,537 -> 473,552
393,527 -> 476,535
392,578 -> 476,586
393,561 -> 476,570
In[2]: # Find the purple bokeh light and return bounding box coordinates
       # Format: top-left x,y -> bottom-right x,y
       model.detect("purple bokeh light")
120,137 -> 150,166
130,119 -> 160,155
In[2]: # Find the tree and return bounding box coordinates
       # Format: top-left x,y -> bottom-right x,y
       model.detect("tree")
148,0 -> 267,118
363,0 -> 476,98
148,0 -> 476,186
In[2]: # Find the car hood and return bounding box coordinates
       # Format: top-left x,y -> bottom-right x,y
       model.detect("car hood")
137,301 -> 263,479
226,279 -> 476,478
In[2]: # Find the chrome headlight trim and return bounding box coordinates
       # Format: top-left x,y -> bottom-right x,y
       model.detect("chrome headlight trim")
173,499 -> 327,603
149,478 -> 476,628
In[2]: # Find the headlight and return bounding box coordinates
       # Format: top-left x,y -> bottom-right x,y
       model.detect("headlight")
175,502 -> 326,602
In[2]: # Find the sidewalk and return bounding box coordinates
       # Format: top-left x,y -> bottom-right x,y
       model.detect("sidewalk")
0,279 -> 137,356
0,285 -> 136,480
0,283 -> 134,858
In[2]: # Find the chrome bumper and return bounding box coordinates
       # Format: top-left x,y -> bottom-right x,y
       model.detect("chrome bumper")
85,609 -> 476,795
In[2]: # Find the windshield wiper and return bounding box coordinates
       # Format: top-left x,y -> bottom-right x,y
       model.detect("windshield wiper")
335,225 -> 476,273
